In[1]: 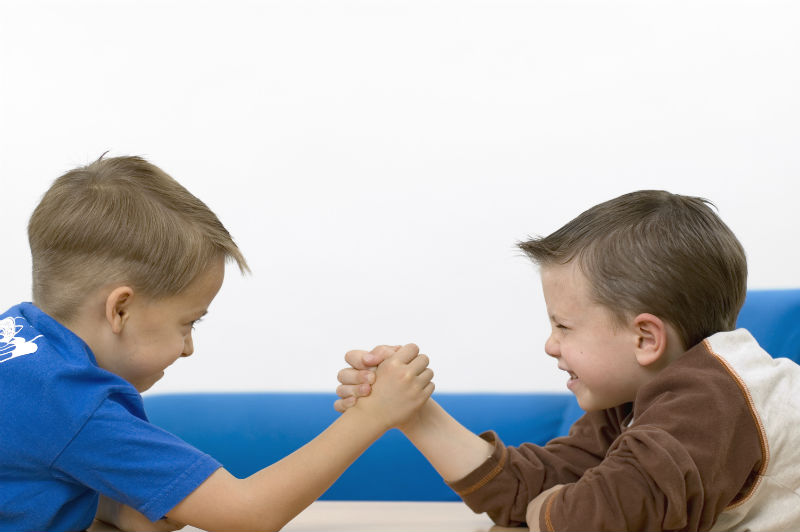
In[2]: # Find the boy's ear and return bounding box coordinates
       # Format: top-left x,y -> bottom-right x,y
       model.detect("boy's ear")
631,313 -> 669,367
105,286 -> 135,335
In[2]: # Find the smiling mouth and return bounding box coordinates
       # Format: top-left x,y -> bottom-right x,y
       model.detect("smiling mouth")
565,370 -> 579,389
560,367 -> 578,379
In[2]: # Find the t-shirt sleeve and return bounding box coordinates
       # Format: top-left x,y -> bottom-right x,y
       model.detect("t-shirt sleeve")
51,395 -> 222,521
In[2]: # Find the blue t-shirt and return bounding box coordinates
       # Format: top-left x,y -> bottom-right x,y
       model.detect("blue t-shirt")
0,303 -> 221,531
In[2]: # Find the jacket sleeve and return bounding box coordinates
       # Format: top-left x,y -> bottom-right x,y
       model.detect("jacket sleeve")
536,425 -> 705,531
447,405 -> 631,527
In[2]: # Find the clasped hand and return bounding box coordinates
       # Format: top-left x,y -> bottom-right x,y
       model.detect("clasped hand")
334,344 -> 433,428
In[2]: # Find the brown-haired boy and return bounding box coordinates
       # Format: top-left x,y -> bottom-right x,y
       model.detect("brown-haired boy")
0,155 -> 434,532
337,190 -> 800,531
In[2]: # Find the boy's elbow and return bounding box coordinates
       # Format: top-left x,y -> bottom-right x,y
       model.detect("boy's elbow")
224,489 -> 293,532
168,469 -> 288,532
488,511 -> 526,529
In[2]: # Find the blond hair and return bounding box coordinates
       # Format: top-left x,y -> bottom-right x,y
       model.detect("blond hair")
518,190 -> 747,350
28,155 -> 249,321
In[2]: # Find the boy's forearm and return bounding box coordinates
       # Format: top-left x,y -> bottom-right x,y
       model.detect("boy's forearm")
244,404 -> 387,520
400,399 -> 494,483
169,404 -> 388,531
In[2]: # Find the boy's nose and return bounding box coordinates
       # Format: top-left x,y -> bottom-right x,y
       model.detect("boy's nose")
182,335 -> 194,357
544,335 -> 560,358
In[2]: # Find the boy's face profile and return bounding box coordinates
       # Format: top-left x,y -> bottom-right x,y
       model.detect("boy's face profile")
540,261 -> 651,411
99,258 -> 225,392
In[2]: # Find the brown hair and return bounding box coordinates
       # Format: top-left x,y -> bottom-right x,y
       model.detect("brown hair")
518,190 -> 747,349
28,155 -> 249,321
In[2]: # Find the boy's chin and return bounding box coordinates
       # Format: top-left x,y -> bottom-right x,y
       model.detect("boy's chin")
133,372 -> 164,393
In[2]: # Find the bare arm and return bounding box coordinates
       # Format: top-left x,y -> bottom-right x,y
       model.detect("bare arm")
167,409 -> 385,531
167,344 -> 433,532
400,399 -> 493,482
95,495 -> 184,532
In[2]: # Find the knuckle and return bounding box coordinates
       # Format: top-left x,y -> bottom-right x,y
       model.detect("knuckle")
373,345 -> 393,358
342,368 -> 362,384
337,368 -> 356,384
344,350 -> 367,369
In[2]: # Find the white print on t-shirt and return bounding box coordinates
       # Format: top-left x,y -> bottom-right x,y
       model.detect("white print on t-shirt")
0,317 -> 43,364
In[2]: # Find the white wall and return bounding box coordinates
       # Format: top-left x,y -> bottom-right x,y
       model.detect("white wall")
1,0 -> 798,395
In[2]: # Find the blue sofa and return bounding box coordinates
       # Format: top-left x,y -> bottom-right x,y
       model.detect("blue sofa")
143,289 -> 800,501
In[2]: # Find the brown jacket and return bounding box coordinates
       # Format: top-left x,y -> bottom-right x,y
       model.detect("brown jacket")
448,338 -> 763,531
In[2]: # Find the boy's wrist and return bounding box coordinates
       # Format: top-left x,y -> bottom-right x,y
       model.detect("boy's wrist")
344,399 -> 395,434
398,399 -> 437,436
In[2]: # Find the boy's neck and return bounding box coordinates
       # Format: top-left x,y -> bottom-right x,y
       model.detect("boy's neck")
53,293 -> 116,371
635,323 -> 688,391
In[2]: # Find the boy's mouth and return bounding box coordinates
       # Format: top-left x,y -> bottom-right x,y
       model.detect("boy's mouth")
565,370 -> 579,389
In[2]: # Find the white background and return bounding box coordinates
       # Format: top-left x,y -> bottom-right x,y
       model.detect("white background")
1,0 -> 798,395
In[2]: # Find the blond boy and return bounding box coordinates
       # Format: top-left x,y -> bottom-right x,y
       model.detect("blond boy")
338,190 -> 800,531
0,155 -> 434,532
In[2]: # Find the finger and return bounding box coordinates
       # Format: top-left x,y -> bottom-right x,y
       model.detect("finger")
345,349 -> 390,370
344,349 -> 374,370
392,343 -> 420,364
422,380 -> 435,400
406,353 -> 430,375
333,400 -> 345,413
361,345 -> 397,367
333,395 -> 357,413
370,344 -> 401,361
337,368 -> 359,386
337,367 -> 375,386
416,367 -> 434,386
336,383 -> 371,398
